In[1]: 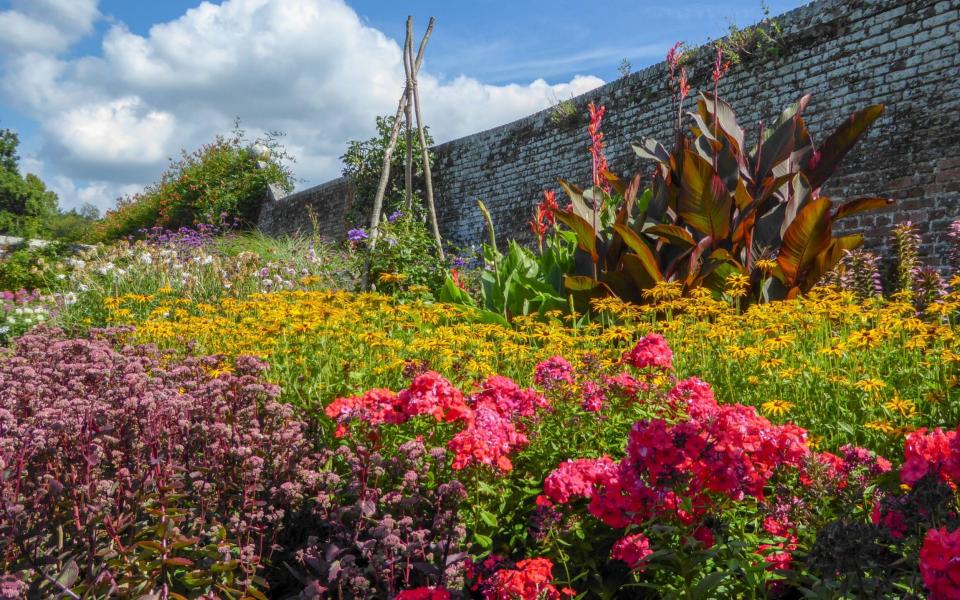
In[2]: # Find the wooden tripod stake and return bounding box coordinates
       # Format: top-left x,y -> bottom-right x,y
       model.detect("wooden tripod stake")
367,16 -> 442,260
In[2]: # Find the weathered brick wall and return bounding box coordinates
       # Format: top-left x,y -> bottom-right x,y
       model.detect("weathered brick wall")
258,177 -> 354,240
261,0 -> 960,267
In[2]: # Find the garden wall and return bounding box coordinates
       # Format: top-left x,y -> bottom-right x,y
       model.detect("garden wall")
258,0 -> 960,267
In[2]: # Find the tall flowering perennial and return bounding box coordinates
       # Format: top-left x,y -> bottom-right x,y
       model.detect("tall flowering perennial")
893,221 -> 921,296
529,189 -> 559,250
587,102 -> 611,193
0,330 -> 317,597
950,219 -> 960,274
828,249 -> 884,299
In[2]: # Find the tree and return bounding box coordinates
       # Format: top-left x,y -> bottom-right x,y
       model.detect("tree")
0,129 -> 59,238
340,115 -> 433,226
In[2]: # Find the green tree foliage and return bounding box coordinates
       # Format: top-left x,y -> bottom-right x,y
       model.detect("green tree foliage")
95,123 -> 294,241
340,115 -> 433,226
0,129 -> 59,238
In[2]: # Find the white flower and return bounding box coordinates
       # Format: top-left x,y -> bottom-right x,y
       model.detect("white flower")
139,253 -> 153,265
78,284 -> 89,292
62,293 -> 77,306
0,326 -> 9,334
56,273 -> 66,280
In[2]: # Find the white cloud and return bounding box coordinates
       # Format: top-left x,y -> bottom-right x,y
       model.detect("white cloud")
0,0 -> 100,54
0,0 -> 605,211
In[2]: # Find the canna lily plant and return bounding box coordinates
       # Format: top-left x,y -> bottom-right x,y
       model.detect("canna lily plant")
551,47 -> 892,305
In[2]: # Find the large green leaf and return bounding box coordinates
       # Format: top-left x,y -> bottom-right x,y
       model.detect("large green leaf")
832,197 -> 893,221
804,104 -> 884,190
613,223 -> 663,282
777,197 -> 833,286
551,208 -> 598,263
678,150 -> 732,240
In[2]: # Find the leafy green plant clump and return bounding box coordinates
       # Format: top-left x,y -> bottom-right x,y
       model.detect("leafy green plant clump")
95,124 -> 294,241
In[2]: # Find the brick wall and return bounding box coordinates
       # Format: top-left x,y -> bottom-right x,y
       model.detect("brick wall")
258,177 -> 354,240
260,0 -> 960,268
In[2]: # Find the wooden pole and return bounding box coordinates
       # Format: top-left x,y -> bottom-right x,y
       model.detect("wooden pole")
409,41 -> 444,260
367,18 -> 434,252
403,17 -> 414,212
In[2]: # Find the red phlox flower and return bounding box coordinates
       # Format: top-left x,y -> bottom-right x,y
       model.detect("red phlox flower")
693,525 -> 715,548
902,427 -> 957,485
399,371 -> 473,424
605,372 -> 645,402
623,333 -> 674,372
483,558 -> 572,600
543,456 -> 616,504
325,388 -> 405,433
871,501 -> 908,540
611,533 -> 653,570
395,587 -> 451,600
534,355 -> 574,388
580,380 -> 606,412
448,406 -> 527,472
474,375 -> 548,420
920,527 -> 960,600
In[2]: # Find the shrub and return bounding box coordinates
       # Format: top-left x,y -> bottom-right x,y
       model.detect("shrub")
0,241 -> 71,292
362,211 -> 448,299
95,124 -> 294,241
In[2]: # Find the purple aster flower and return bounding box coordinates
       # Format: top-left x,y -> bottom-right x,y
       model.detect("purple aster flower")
347,228 -> 369,242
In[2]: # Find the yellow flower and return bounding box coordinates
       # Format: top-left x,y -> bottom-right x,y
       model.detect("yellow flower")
378,272 -> 408,284
755,259 -> 777,273
883,395 -> 917,418
761,398 -> 794,417
855,378 -> 887,395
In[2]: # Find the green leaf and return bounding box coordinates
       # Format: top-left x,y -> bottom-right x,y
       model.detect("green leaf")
613,223 -> 663,282
473,533 -> 493,549
804,104 -> 884,190
479,510 -> 498,528
551,209 -> 599,263
678,150 -> 732,240
563,275 -> 599,292
777,197 -> 833,286
832,197 -> 893,221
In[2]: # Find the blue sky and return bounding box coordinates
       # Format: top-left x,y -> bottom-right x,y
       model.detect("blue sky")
0,0 -> 805,213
